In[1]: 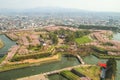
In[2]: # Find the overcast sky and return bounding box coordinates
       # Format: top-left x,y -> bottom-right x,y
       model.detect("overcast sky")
0,0 -> 120,12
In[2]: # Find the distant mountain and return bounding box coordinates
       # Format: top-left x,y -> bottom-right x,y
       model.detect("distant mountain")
23,7 -> 86,13
0,7 -> 120,16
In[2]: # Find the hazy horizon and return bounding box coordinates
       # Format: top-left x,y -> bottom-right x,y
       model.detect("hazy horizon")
0,0 -> 120,12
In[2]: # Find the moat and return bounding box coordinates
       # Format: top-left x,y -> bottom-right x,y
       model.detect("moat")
0,55 -> 80,80
0,35 -> 16,56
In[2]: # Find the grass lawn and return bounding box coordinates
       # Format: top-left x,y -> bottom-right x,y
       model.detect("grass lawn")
75,36 -> 92,44
59,45 -> 69,49
74,66 -> 100,80
60,70 -> 80,80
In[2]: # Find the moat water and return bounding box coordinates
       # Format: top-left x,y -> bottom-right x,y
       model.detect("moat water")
0,33 -> 120,80
0,55 -> 80,80
0,34 -> 16,56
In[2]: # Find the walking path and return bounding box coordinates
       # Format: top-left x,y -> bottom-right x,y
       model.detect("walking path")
43,64 -> 90,76
76,54 -> 85,64
17,55 -> 87,80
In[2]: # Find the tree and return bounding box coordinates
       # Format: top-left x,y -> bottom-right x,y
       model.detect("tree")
106,58 -> 117,80
54,28 -> 66,35
52,34 -> 58,44
49,32 -> 58,44
74,30 -> 90,38
65,33 -> 75,44
75,31 -> 83,38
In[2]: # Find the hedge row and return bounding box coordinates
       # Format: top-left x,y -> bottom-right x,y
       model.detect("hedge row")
92,46 -> 108,54
71,69 -> 86,77
11,52 -> 51,62
92,53 -> 120,59
60,70 -> 80,80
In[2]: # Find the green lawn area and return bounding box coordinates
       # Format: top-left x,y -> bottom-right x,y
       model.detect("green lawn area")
75,36 -> 92,44
60,70 -> 80,80
74,66 -> 100,80
59,45 -> 69,49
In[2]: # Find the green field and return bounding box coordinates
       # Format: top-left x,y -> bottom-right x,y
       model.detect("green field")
75,36 -> 92,44
74,66 -> 100,80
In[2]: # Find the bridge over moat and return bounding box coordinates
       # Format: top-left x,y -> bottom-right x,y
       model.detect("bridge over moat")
33,55 -> 85,76
17,65 -> 93,80
17,55 -> 86,80
43,64 -> 91,76
76,54 -> 85,65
